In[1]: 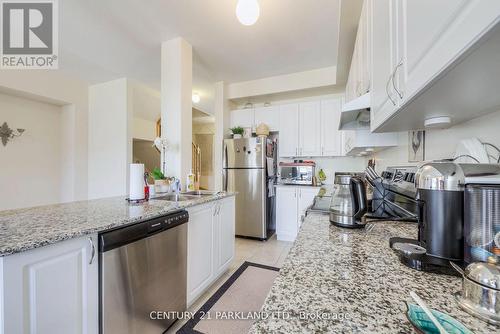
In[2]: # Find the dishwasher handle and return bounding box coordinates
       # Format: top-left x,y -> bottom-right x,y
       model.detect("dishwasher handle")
99,210 -> 189,253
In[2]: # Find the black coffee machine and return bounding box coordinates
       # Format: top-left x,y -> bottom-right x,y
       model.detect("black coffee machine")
390,162 -> 464,275
390,162 -> 500,275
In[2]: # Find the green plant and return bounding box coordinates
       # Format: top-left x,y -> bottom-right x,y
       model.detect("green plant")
151,167 -> 165,180
230,126 -> 244,135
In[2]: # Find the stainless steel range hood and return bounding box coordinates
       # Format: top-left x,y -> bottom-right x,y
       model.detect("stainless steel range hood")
339,92 -> 371,130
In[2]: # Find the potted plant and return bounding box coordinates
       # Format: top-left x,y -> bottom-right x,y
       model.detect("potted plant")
151,167 -> 170,193
230,126 -> 244,139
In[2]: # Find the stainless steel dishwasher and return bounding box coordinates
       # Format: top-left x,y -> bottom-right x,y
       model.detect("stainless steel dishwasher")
99,210 -> 188,334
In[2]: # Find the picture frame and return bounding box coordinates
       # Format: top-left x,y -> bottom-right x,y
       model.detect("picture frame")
408,130 -> 425,162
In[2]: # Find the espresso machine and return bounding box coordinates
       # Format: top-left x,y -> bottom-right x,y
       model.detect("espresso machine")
390,162 -> 500,275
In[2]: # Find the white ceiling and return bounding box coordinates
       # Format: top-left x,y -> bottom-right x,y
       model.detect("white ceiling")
60,0 -> 342,88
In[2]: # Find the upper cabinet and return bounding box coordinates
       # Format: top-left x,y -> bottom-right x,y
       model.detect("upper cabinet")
298,101 -> 322,157
371,0 -> 500,132
278,104 -> 300,157
345,0 -> 372,104
254,106 -> 280,131
278,99 -> 344,158
370,0 -> 399,129
230,108 -> 254,129
321,99 -> 343,156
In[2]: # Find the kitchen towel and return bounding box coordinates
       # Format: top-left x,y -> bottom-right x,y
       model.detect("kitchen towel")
129,163 -> 145,200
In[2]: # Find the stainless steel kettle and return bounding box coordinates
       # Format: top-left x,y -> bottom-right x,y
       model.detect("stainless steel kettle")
329,175 -> 367,228
451,261 -> 500,325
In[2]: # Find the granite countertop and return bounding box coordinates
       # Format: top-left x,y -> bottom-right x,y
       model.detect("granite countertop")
250,213 -> 497,333
0,192 -> 234,257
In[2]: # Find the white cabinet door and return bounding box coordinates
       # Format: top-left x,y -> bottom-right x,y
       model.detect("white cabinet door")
187,203 -> 214,305
279,104 -> 299,157
2,235 -> 98,334
320,99 -> 343,156
370,0 -> 399,130
395,0 -> 500,105
230,109 -> 254,129
298,187 -> 320,227
345,0 -> 372,103
276,186 -> 298,241
298,101 -> 321,157
254,106 -> 280,131
217,197 -> 235,275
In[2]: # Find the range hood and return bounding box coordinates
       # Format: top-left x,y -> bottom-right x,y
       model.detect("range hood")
339,92 -> 371,130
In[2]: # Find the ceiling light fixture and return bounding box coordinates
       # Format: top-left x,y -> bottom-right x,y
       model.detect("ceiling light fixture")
236,0 -> 260,26
192,93 -> 200,104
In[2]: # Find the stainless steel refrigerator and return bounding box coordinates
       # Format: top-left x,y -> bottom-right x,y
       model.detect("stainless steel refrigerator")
223,137 -> 276,240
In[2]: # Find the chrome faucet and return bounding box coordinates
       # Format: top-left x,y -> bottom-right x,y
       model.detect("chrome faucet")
174,178 -> 181,195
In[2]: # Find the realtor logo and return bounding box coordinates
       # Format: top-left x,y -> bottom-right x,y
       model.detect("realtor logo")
1,0 -> 58,69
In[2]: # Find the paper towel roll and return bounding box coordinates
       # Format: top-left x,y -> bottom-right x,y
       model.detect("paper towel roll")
129,163 -> 145,200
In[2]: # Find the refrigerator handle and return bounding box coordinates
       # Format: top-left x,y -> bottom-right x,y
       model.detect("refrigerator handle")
223,141 -> 228,169
223,170 -> 228,192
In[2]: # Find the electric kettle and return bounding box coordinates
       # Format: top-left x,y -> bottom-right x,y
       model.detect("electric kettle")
329,174 -> 368,228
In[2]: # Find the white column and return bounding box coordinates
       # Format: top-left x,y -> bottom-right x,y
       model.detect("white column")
214,81 -> 233,191
161,38 -> 193,185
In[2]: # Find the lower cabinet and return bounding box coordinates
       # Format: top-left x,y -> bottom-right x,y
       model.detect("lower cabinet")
186,197 -> 235,306
0,235 -> 99,334
276,186 -> 319,241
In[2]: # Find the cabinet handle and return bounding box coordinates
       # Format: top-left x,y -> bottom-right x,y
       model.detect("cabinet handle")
392,60 -> 404,99
88,237 -> 95,265
294,189 -> 297,198
386,75 -> 396,106
217,204 -> 221,216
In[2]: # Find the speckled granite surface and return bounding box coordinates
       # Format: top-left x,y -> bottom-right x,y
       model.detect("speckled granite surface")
0,193 -> 234,257
250,213 -> 497,333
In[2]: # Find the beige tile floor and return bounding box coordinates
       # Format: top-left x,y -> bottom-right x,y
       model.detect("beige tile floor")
167,235 -> 293,333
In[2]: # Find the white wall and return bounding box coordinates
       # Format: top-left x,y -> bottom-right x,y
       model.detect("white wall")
0,93 -> 65,210
88,79 -> 132,199
133,118 -> 157,141
371,109 -> 500,173
0,71 -> 89,203
227,66 -> 337,100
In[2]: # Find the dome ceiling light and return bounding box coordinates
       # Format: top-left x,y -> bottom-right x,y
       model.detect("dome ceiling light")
236,0 -> 260,26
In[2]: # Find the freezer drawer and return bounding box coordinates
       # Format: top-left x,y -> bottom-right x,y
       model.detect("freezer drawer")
224,168 -> 266,239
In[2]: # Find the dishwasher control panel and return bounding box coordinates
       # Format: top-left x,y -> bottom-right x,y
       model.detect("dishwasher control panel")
99,210 -> 189,252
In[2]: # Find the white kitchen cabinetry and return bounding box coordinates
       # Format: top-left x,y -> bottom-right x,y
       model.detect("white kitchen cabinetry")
320,99 -> 343,156
187,197 -> 235,306
214,197 -> 236,277
254,106 -> 280,131
342,129 -> 398,156
230,108 -> 254,129
345,0 -> 372,103
297,187 -> 319,228
276,186 -> 319,241
1,235 -> 98,334
298,101 -> 322,157
371,0 -> 500,131
370,0 -> 399,131
278,104 -> 300,157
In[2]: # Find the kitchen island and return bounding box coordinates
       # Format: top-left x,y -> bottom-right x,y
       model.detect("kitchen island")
250,212 -> 497,333
0,192 -> 235,334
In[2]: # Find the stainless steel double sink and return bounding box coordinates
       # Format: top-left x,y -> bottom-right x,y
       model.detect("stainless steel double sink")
152,190 -> 220,202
